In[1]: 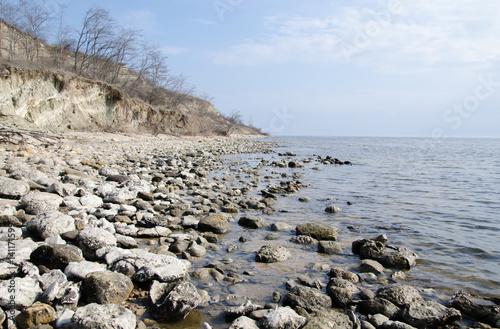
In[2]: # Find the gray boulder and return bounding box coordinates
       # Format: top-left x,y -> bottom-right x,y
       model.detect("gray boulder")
261,306 -> 307,329
376,285 -> 422,308
327,267 -> 359,283
30,244 -> 83,269
0,177 -> 30,198
296,223 -> 337,241
64,261 -> 107,280
255,245 -> 291,263
83,271 -> 133,304
327,278 -> 359,308
401,299 -> 461,328
357,298 -> 400,317
70,303 -> 136,329
378,247 -> 418,270
26,211 -> 76,239
302,309 -> 353,329
0,277 -> 41,309
229,316 -> 260,329
198,213 -> 232,234
448,291 -> 499,327
318,241 -> 342,254
21,192 -> 63,215
325,205 -> 341,213
283,285 -> 332,313
360,259 -> 385,274
77,228 -> 117,260
150,281 -> 202,320
238,215 -> 268,229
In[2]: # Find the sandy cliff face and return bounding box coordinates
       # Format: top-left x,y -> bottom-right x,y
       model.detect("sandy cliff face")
0,64 -> 187,133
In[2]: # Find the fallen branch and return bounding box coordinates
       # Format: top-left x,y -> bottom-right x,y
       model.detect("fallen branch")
0,126 -> 62,145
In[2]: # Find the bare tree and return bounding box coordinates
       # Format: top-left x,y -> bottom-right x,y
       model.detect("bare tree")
52,1 -> 73,68
17,0 -> 52,61
1,0 -> 22,60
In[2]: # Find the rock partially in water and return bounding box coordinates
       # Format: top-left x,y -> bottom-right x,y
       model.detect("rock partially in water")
238,215 -> 268,229
198,213 -> 232,234
296,223 -> 338,241
255,245 -> 291,263
360,259 -> 385,274
302,309 -> 353,329
325,205 -> 341,213
261,306 -> 307,329
448,291 -> 500,328
229,316 -> 260,329
327,268 -> 359,283
70,303 -> 136,329
30,244 -> 83,270
318,241 -> 342,254
26,211 -> 75,239
326,278 -> 359,308
16,302 -> 55,329
225,300 -> 264,321
378,247 -> 418,270
83,271 -> 134,304
376,285 -> 422,308
357,298 -> 400,317
150,281 -> 202,320
401,299 -> 461,328
283,285 -> 332,313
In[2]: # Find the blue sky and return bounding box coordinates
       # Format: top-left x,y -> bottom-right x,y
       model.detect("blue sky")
56,0 -> 500,137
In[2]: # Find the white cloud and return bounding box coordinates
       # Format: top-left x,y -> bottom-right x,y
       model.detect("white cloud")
211,1 -> 500,71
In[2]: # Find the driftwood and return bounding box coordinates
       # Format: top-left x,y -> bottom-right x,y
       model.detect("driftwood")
0,126 -> 62,145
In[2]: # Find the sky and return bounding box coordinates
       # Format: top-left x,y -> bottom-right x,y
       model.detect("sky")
52,0 -> 500,137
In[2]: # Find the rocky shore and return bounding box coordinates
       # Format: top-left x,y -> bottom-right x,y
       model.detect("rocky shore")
0,132 -> 498,329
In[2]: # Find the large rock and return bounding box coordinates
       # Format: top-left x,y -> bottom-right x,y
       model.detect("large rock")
26,211 -> 76,239
0,277 -> 41,309
0,239 -> 38,262
150,281 -> 202,320
198,213 -> 232,234
326,278 -> 359,308
229,316 -> 260,329
357,298 -> 400,317
105,248 -> 189,283
401,299 -> 461,328
302,309 -> 353,329
448,291 -> 500,328
83,271 -> 133,304
21,192 -> 63,215
0,177 -> 30,198
238,215 -> 268,229
16,302 -> 55,329
296,223 -> 337,241
70,303 -> 136,329
80,195 -> 104,208
30,244 -> 83,269
103,188 -> 137,204
378,247 -> 418,270
261,306 -> 307,329
255,245 -> 291,263
376,285 -> 422,308
327,268 -> 359,283
77,228 -> 117,260
64,261 -> 107,280
283,285 -> 332,313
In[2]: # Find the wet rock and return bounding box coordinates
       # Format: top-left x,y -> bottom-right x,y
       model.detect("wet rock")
77,227 -> 117,260
225,300 -> 264,321
30,244 -> 83,270
0,277 -> 41,309
318,241 -> 343,254
64,261 -> 107,280
188,242 -> 206,257
261,306 -> 307,329
376,285 -> 422,308
270,222 -> 292,231
326,278 -> 359,308
150,281 -> 202,320
26,211 -> 75,239
327,268 -> 360,283
70,303 -> 136,329
290,235 -> 318,245
283,285 -> 332,313
198,213 -> 232,234
360,259 -> 385,274
229,316 -> 259,329
378,247 -> 418,270
296,222 -> 338,241
0,177 -> 30,198
448,291 -> 500,327
255,245 -> 291,263
325,205 -> 341,213
21,192 -> 63,215
357,298 -> 400,317
16,302 -> 55,329
302,309 -> 353,329
238,215 -> 267,229
401,299 -> 461,328
83,271 -> 134,304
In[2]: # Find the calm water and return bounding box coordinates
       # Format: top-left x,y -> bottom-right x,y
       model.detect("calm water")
173,137 -> 500,328
268,136 -> 500,296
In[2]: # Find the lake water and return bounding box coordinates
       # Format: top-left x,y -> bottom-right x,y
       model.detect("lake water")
181,136 -> 500,328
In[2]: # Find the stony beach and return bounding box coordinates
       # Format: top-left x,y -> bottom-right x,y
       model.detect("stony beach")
0,132 -> 498,329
